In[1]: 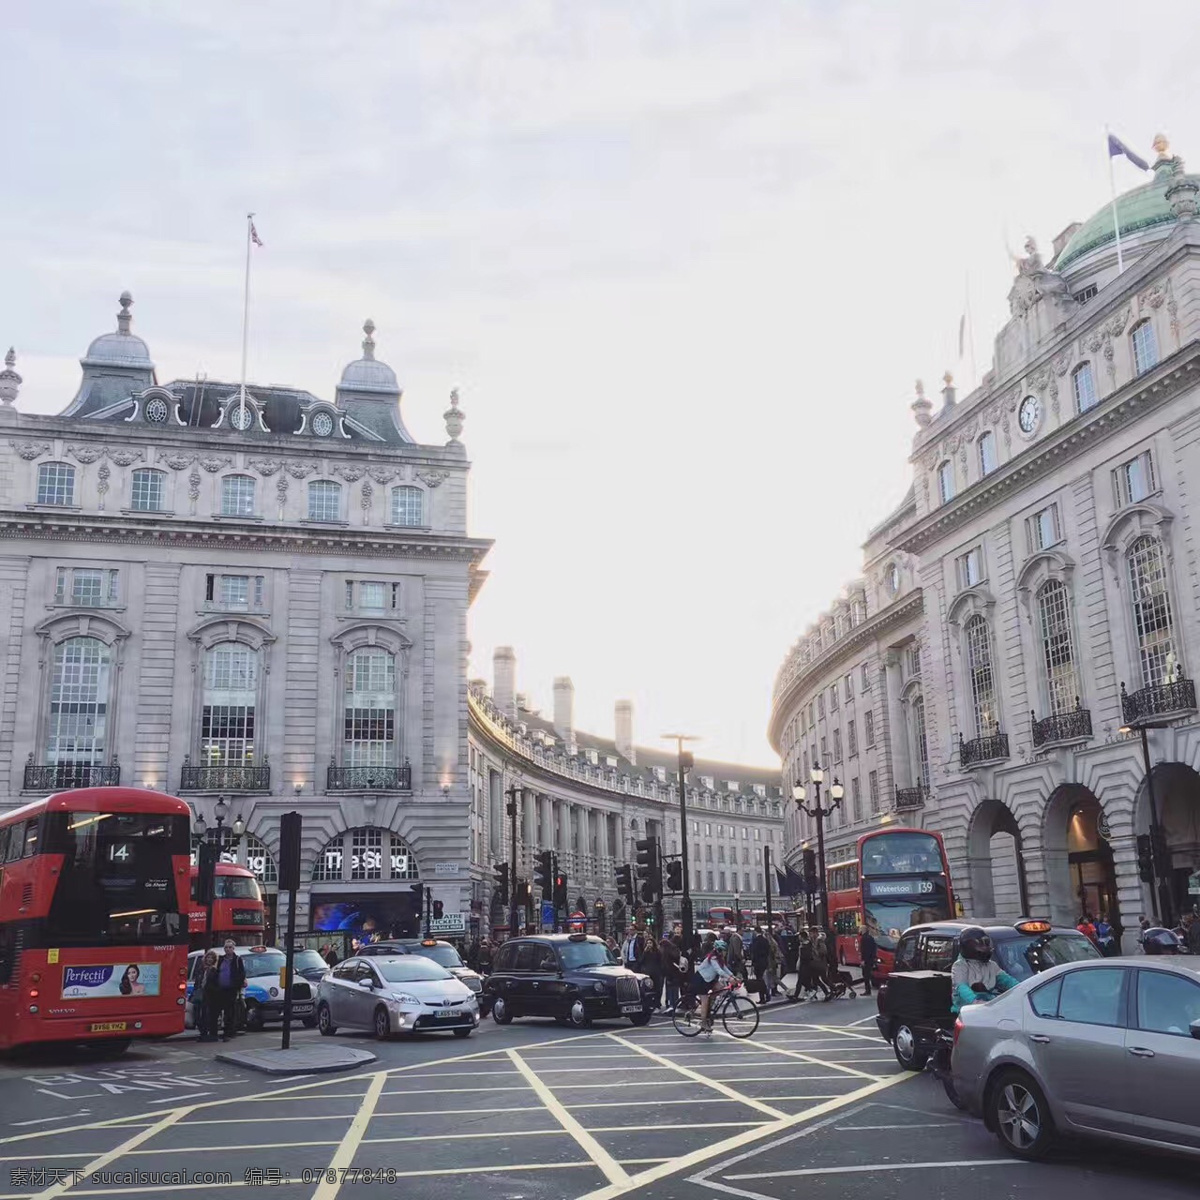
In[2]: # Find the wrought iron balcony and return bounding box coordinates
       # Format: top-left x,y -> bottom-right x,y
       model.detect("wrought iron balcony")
1031,703 -> 1093,749
1120,677 -> 1197,726
894,786 -> 926,811
326,763 -> 412,792
25,762 -> 120,791
179,763 -> 271,793
960,731 -> 1009,768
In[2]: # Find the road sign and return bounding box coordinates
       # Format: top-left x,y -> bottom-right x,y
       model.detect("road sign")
541,900 -> 555,926
427,914 -> 466,935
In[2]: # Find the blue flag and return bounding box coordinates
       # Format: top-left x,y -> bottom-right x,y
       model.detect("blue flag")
1108,133 -> 1150,172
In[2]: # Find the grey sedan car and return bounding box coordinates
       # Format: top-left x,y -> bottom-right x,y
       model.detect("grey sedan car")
953,957 -> 1200,1160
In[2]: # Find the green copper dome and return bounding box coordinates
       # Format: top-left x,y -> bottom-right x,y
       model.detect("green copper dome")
1056,164 -> 1196,271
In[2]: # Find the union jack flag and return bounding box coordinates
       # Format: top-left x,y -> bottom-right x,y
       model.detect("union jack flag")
249,218 -> 263,247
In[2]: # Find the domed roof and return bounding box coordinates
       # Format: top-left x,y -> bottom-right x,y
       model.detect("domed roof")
338,319 -> 399,394
82,292 -> 153,368
1056,145 -> 1197,271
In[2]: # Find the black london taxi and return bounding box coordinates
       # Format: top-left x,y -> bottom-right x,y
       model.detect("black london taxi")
876,918 -> 1103,1070
481,933 -> 658,1027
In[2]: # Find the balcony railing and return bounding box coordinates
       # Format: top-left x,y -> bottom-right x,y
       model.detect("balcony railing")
326,763 -> 412,792
960,731 -> 1010,768
25,762 -> 120,791
180,763 -> 271,793
894,786 -> 926,811
1031,703 -> 1093,749
1120,677 -> 1197,726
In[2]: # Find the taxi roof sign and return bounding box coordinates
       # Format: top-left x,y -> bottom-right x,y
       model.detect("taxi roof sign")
1014,919 -> 1052,934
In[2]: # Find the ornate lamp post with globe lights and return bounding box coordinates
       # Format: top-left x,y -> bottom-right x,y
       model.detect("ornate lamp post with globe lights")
792,765 -> 843,948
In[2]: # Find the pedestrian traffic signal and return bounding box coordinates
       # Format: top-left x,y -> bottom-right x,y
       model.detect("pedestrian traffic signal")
640,879 -> 655,903
432,900 -> 444,920
802,848 -> 818,892
493,861 -> 509,905
409,881 -> 425,906
535,850 -> 555,898
554,871 -> 568,909
665,859 -> 683,892
1136,834 -> 1154,883
635,836 -> 661,899
615,864 -> 635,903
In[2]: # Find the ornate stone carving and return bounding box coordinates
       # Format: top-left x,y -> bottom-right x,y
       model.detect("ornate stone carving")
367,467 -> 397,485
334,465 -> 365,482
250,458 -> 283,477
163,453 -> 194,471
361,480 -> 373,510
106,448 -> 144,467
67,444 -> 105,464
1052,350 -> 1072,377
188,471 -> 201,502
285,461 -> 315,480
1029,365 -> 1051,392
1166,279 -> 1180,343
10,440 -> 50,460
417,470 -> 449,488
276,476 -> 289,506
1105,305 -> 1132,335
444,388 -> 464,442
97,463 -> 110,509
199,456 -> 232,473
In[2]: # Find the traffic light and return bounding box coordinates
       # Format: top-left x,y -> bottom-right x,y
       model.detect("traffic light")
802,848 -> 818,893
554,871 -> 568,910
409,881 -> 425,907
665,858 -> 683,893
1136,834 -> 1154,883
1150,826 -> 1170,875
493,861 -> 509,905
535,850 -> 555,898
640,878 -> 656,903
432,900 -> 444,920
635,836 -> 661,899
615,864 -> 634,903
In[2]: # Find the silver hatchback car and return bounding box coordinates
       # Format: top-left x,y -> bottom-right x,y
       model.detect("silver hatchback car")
953,957 -> 1200,1160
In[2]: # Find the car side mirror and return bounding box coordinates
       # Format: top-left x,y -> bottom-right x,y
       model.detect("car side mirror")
359,979 -> 375,989
1191,1019 -> 1200,1041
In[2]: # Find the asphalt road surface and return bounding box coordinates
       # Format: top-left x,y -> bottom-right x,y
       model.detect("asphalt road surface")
0,997 -> 1193,1200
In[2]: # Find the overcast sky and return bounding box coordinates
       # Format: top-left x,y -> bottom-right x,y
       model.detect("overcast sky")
3,2 -> 1198,766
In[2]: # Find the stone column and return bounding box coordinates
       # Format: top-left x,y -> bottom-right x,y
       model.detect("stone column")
577,807 -> 591,882
558,800 -> 573,874
885,651 -> 911,796
540,794 -> 554,855
523,789 -> 537,873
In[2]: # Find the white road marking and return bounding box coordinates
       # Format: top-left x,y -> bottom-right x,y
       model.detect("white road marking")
30,1104 -> 194,1200
310,1070 -> 388,1200
605,1035 -> 786,1120
832,1121 -> 959,1130
144,1092 -> 211,1105
11,1112 -> 90,1126
507,1049 -> 631,1188
564,1096 -> 841,1110
722,1035 -> 881,1080
725,1159 -> 1032,1180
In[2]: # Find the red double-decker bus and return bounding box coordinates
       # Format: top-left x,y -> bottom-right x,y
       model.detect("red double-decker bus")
0,787 -> 192,1053
188,862 -> 265,950
827,826 -> 955,978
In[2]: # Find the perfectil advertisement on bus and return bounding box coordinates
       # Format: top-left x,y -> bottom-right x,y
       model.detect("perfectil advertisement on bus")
61,963 -> 162,999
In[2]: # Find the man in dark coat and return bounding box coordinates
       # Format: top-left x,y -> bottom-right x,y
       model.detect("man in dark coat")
858,925 -> 878,995
214,939 -> 247,1041
749,928 -> 772,1003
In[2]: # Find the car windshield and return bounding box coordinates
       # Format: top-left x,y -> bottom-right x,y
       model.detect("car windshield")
241,951 -> 286,978
405,943 -> 463,968
376,958 -> 452,983
994,932 -> 1102,981
559,940 -> 616,970
292,951 -> 328,972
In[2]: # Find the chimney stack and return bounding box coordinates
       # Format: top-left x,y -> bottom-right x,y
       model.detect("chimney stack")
615,700 -> 635,764
553,677 -> 576,752
493,647 -> 516,718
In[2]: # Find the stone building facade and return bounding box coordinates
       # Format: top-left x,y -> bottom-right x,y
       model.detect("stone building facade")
771,137 -> 1200,948
0,295 -> 490,941
468,647 -> 785,935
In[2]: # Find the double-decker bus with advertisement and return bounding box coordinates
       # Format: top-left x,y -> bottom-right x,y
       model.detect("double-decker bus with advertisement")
706,905 -> 734,930
826,826 -> 955,978
0,787 -> 192,1053
188,861 -> 265,950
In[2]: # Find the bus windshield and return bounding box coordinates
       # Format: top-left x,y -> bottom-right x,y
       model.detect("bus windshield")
861,832 -> 944,876
43,811 -> 189,945
215,874 -> 261,900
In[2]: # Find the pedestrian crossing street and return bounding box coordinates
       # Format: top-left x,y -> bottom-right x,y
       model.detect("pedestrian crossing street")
0,1012 -> 908,1200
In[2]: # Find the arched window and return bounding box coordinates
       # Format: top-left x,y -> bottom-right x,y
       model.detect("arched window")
311,829 -> 419,883
911,695 -> 930,789
978,431 -> 997,477
307,479 -> 342,522
201,643 -> 258,766
221,475 -> 256,517
343,648 -> 396,766
1127,535 -> 1178,687
391,486 -> 423,526
1036,580 -> 1079,715
241,833 -> 277,885
37,462 -> 76,507
936,462 -> 955,505
1131,320 -> 1159,375
1072,362 -> 1098,413
964,615 -> 998,737
47,636 -> 111,769
130,468 -> 166,512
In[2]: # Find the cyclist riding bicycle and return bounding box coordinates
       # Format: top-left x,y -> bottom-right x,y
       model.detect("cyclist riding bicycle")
687,938 -> 735,1031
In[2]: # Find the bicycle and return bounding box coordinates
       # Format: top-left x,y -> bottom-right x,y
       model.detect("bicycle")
672,980 -> 760,1039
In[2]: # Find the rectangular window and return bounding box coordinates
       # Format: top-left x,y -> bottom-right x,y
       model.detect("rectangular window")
847,719 -> 858,757
219,575 -> 249,610
861,662 -> 871,690
937,461 -> 955,505
1132,321 -> 1159,375
308,480 -> 342,522
717,845 -> 725,863
864,710 -> 875,747
71,569 -> 104,607
817,693 -> 825,718
754,829 -> 760,841
704,823 -> 711,836
829,685 -> 839,712
1114,450 -> 1156,507
1027,504 -> 1060,552
906,643 -> 922,679
221,475 -> 256,517
351,828 -> 383,881
1072,362 -> 1098,413
833,729 -> 842,763
130,469 -> 165,511
844,674 -> 853,701
719,871 -> 727,891
851,777 -> 863,822
956,546 -> 984,589
1074,284 -> 1098,304
346,580 -> 400,612
820,736 -> 827,762
868,771 -> 880,814
695,869 -> 703,891
978,431 -> 998,475
37,462 -> 75,507
706,870 -> 714,891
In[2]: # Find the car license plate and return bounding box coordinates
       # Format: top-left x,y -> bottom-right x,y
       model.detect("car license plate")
291,1004 -> 313,1014
90,1022 -> 128,1033
619,1004 -> 642,1014
436,1009 -> 459,1019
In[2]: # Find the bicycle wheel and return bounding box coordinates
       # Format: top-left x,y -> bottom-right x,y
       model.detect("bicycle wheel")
720,993 -> 760,1038
672,1000 -> 703,1038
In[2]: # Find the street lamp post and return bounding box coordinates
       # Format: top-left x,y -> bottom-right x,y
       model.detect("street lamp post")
505,784 -> 522,936
194,796 -> 245,948
663,734 -> 699,950
792,765 -> 844,949
1119,718 -> 1174,929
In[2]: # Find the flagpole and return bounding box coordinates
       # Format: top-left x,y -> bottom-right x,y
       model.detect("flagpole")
239,213 -> 254,423
1106,126 -> 1125,275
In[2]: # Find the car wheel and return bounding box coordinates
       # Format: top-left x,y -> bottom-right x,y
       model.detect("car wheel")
491,996 -> 513,1025
452,1027 -> 472,1038
989,1070 -> 1056,1160
243,1002 -> 264,1033
892,1023 -> 928,1071
317,1003 -> 337,1036
627,1010 -> 653,1027
373,1006 -> 391,1041
568,999 -> 592,1028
